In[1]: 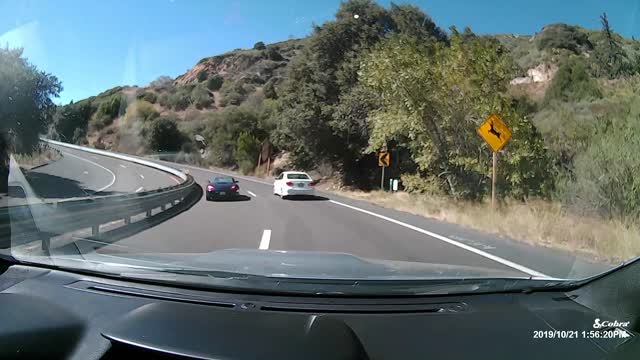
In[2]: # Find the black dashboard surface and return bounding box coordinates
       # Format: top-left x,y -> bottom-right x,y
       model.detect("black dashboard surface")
0,264 -> 637,360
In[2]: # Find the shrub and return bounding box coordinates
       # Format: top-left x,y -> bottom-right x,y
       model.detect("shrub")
536,23 -> 592,53
191,83 -> 213,109
90,114 -> 113,130
149,75 -> 174,89
168,91 -> 191,111
206,75 -> 224,91
544,57 -> 602,104
137,91 -> 157,104
158,92 -> 171,107
400,173 -> 444,195
265,47 -> 284,61
219,81 -> 247,106
144,115 -> 184,152
561,110 -> 640,222
253,41 -> 266,50
196,69 -> 208,82
123,100 -> 159,123
263,78 -> 278,99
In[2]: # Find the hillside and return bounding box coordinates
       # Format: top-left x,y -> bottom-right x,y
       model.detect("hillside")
50,38 -> 306,154
50,2 -> 640,214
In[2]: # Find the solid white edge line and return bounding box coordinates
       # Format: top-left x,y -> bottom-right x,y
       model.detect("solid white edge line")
247,191 -> 257,197
259,229 -> 271,250
328,199 -> 549,278
61,151 -> 116,192
135,187 -> 144,193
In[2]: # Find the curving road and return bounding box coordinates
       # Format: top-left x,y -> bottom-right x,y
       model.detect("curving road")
22,144 -> 611,279
25,145 -> 181,199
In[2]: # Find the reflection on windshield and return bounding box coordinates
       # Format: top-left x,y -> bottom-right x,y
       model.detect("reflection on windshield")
1,0 -> 639,291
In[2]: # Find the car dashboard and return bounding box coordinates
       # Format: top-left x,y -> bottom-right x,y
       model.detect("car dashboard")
0,263 -> 638,360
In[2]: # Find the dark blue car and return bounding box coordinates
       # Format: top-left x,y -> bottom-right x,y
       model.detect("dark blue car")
206,176 -> 239,201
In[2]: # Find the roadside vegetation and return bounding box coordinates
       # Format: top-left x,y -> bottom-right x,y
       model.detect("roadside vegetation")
44,1 -> 640,262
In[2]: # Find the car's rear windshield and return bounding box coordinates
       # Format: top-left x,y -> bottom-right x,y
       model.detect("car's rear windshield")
212,177 -> 234,183
287,174 -> 310,180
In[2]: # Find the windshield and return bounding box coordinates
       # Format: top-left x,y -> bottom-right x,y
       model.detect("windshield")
212,177 -> 234,184
286,173 -> 310,180
1,0 -> 639,295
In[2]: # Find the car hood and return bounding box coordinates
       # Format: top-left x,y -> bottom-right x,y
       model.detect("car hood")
57,248 -> 527,280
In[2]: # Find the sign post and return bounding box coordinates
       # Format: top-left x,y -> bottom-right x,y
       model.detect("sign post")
378,151 -> 390,191
476,114 -> 512,209
492,151 -> 497,209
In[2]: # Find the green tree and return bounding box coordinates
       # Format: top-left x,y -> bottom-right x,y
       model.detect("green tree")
274,0 -> 447,180
53,100 -> 93,143
143,115 -> 184,152
253,41 -> 267,50
361,31 -> 552,199
203,105 -> 272,167
593,13 -> 631,78
0,48 -> 61,195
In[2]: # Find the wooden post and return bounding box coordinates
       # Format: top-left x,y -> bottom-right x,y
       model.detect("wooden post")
492,151 -> 497,210
257,150 -> 262,175
266,151 -> 271,176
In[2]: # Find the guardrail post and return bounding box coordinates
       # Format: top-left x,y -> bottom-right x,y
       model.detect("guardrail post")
161,204 -> 166,211
92,225 -> 99,236
124,216 -> 130,225
41,236 -> 50,252
146,209 -> 152,217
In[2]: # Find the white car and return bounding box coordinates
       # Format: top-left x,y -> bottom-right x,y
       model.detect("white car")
274,171 -> 316,198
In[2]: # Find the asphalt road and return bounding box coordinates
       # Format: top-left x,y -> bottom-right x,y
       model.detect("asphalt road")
25,145 -> 181,199
21,145 -> 612,279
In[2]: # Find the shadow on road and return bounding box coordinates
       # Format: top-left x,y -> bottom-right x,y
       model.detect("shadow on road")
24,171 -> 120,198
284,195 -> 329,201
206,195 -> 252,202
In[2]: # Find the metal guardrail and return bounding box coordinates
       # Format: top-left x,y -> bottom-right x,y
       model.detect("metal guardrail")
2,140 -> 202,253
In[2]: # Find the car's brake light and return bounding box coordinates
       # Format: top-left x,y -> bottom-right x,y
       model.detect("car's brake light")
207,185 -> 215,191
285,181 -> 294,186
308,181 -> 316,186
230,184 -> 238,191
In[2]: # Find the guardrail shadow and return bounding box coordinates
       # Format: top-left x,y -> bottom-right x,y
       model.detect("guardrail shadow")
285,195 -> 329,201
24,172 -> 120,198
207,195 -> 251,202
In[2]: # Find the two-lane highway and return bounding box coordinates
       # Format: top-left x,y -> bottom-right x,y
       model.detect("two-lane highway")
94,159 -> 610,279
20,143 -> 610,279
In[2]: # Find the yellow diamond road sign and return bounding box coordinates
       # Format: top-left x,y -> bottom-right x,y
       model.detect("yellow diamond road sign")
477,114 -> 512,152
378,151 -> 390,167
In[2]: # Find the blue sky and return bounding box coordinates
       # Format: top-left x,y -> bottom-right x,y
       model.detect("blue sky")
1,0 -> 638,104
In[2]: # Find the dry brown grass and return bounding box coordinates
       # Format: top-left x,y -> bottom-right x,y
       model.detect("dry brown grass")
324,189 -> 640,265
14,146 -> 62,170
